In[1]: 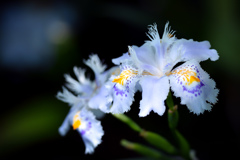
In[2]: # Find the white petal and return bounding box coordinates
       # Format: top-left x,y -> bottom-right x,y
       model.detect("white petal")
97,81 -> 114,113
112,52 -> 130,65
112,43 -> 162,76
88,108 -> 105,119
96,66 -> 119,87
58,107 -> 78,136
58,114 -> 71,136
64,69 -> 94,95
77,108 -> 104,154
169,60 -> 219,114
139,76 -> 169,117
146,23 -> 166,71
172,39 -> 219,63
84,54 -> 107,74
106,65 -> 140,114
106,66 -> 121,76
145,22 -> 177,73
161,22 -> 176,42
73,67 -> 90,84
88,66 -> 120,111
110,83 -> 135,114
130,44 -> 161,75
146,23 -> 160,41
88,85 -> 109,110
59,108 -> 104,154
56,87 -> 82,107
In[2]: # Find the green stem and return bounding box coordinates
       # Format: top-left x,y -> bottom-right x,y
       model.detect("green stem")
168,105 -> 179,130
121,139 -> 175,160
166,91 -> 179,130
113,113 -> 178,155
166,91 -> 191,160
112,113 -> 142,132
171,129 -> 191,160
139,130 -> 178,155
166,91 -> 175,110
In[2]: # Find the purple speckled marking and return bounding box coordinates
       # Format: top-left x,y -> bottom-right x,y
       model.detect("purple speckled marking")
113,83 -> 130,97
182,81 -> 205,95
81,121 -> 92,135
178,65 -> 204,96
112,65 -> 140,100
114,84 -> 125,96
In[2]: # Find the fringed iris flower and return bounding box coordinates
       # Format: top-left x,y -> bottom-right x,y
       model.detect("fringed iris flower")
109,22 -> 219,116
57,54 -> 117,153
58,108 -> 104,154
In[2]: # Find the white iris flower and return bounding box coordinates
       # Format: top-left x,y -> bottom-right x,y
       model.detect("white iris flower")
58,107 -> 104,154
57,54 -> 117,153
107,22 -> 219,116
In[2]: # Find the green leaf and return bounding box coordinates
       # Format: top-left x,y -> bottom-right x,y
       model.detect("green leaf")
140,130 -> 177,155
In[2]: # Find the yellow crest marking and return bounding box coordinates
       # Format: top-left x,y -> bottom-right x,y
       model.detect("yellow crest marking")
170,68 -> 200,85
72,111 -> 81,130
112,69 -> 138,85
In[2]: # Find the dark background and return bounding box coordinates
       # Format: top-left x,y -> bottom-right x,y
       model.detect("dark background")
0,0 -> 240,159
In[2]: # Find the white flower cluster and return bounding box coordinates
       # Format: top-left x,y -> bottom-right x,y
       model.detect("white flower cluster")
57,22 -> 219,154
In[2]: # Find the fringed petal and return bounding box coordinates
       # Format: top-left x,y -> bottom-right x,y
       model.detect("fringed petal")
139,76 -> 169,117
77,108 -> 104,154
169,60 -> 219,114
105,65 -> 140,114
171,39 -> 219,63
84,54 -> 107,74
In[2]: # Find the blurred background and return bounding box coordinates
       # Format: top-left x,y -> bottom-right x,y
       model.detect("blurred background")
0,0 -> 240,159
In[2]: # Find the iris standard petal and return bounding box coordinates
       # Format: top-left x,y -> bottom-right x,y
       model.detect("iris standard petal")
169,60 -> 219,114
131,44 -> 162,76
139,76 -> 170,117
